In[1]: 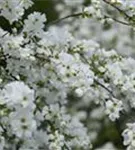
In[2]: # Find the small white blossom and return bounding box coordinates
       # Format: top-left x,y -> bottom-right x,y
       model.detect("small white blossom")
0,81 -> 35,108
122,123 -> 135,150
74,88 -> 84,97
9,107 -> 36,138
0,0 -> 33,24
23,12 -> 46,37
105,98 -> 123,121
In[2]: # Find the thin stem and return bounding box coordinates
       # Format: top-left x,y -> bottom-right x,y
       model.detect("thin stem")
46,12 -> 83,27
47,11 -> 130,28
102,0 -> 133,21
1,32 -> 8,38
94,79 -> 115,97
104,15 -> 130,26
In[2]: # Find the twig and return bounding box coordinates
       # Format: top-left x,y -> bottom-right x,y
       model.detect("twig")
47,10 -> 130,28
1,32 -> 8,38
46,12 -> 83,27
94,79 -> 115,97
104,15 -> 130,26
102,0 -> 133,21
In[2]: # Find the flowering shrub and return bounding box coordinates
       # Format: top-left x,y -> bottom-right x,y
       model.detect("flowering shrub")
0,0 -> 135,149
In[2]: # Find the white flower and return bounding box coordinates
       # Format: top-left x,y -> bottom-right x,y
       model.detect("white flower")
9,107 -> 36,138
122,123 -> 135,149
123,129 -> 133,146
110,0 -> 123,4
78,63 -> 94,86
105,62 -> 123,85
49,131 -> 65,150
0,81 -> 35,108
21,0 -> 33,9
105,98 -> 123,121
23,12 -> 46,37
0,0 -> 33,24
74,88 -> 84,97
84,0 -> 102,19
0,136 -> 5,150
114,0 -> 135,6
84,6 -> 95,16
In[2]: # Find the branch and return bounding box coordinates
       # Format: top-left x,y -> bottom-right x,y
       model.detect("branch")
47,11 -> 130,28
104,15 -> 130,26
46,12 -> 83,27
94,79 -> 115,97
0,32 -> 8,38
46,0 -> 133,28
102,0 -> 133,21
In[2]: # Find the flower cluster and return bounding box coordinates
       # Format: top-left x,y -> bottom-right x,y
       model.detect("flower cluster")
0,0 -> 33,24
0,0 -> 135,149
105,98 -> 123,121
122,123 -> 135,150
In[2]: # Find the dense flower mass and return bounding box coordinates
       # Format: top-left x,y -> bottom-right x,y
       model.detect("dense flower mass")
0,0 -> 33,23
0,0 -> 135,149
